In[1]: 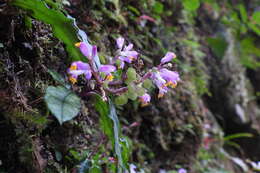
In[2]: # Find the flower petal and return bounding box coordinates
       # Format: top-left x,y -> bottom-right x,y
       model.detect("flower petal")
120,61 -> 125,69
72,61 -> 90,70
116,37 -> 125,50
76,42 -> 93,59
139,93 -> 151,106
178,168 -> 187,173
121,50 -> 138,58
69,61 -> 92,80
124,43 -> 133,51
92,45 -> 97,58
159,68 -> 180,82
158,87 -> 168,98
69,70 -> 87,76
160,52 -> 176,64
85,70 -> 92,80
151,72 -> 166,89
99,65 -> 116,74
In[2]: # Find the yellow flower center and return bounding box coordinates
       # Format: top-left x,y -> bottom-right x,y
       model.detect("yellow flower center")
129,56 -> 136,61
164,81 -> 177,88
105,74 -> 114,81
141,102 -> 149,107
158,93 -> 164,98
139,98 -> 149,107
70,64 -> 77,71
69,76 -> 77,84
75,42 -> 81,47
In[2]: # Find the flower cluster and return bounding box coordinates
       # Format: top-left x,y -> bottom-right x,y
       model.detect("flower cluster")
68,42 -> 116,84
150,52 -> 179,98
116,37 -> 138,69
68,37 -> 180,106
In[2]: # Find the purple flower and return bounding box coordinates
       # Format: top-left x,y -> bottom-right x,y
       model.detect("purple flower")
115,37 -> 138,68
160,52 -> 176,64
151,72 -> 167,98
178,168 -> 187,173
151,72 -> 166,88
98,65 -> 116,81
116,37 -> 125,50
68,61 -> 92,84
139,93 -> 151,106
75,42 -> 97,60
150,68 -> 180,98
159,68 -> 180,88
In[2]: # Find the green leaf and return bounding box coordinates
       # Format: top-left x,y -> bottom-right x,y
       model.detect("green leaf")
127,5 -> 140,16
44,86 -> 81,124
240,37 -> 260,69
24,15 -> 32,29
120,137 -> 130,167
108,100 -> 126,172
143,79 -> 153,90
55,151 -> 62,162
115,94 -> 128,106
94,96 -> 114,143
182,0 -> 200,12
90,167 -> 102,173
126,67 -> 137,82
248,22 -> 260,36
252,11 -> 260,25
240,37 -> 260,56
126,84 -> 138,101
224,133 -> 253,141
224,141 -> 242,150
152,1 -> 164,14
239,4 -> 248,23
48,69 -> 69,88
12,0 -> 85,61
136,86 -> 146,96
94,96 -> 128,172
206,37 -> 228,59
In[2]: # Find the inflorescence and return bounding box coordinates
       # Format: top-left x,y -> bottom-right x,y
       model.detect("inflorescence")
68,37 -> 180,106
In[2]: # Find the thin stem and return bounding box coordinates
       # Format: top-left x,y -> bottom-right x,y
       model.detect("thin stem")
108,80 -> 123,86
104,87 -> 128,95
135,71 -> 152,84
89,59 -> 103,86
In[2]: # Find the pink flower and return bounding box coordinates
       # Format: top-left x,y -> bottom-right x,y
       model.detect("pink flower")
151,72 -> 166,98
159,68 -> 180,88
115,37 -> 138,68
178,168 -> 187,173
68,61 -> 92,84
98,65 -> 116,81
116,37 -> 125,50
139,93 -> 151,106
75,42 -> 97,60
160,52 -> 176,64
150,68 -> 180,98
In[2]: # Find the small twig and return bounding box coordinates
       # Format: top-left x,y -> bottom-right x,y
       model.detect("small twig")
104,87 -> 128,95
88,59 -> 103,86
108,80 -> 123,86
135,71 -> 152,84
